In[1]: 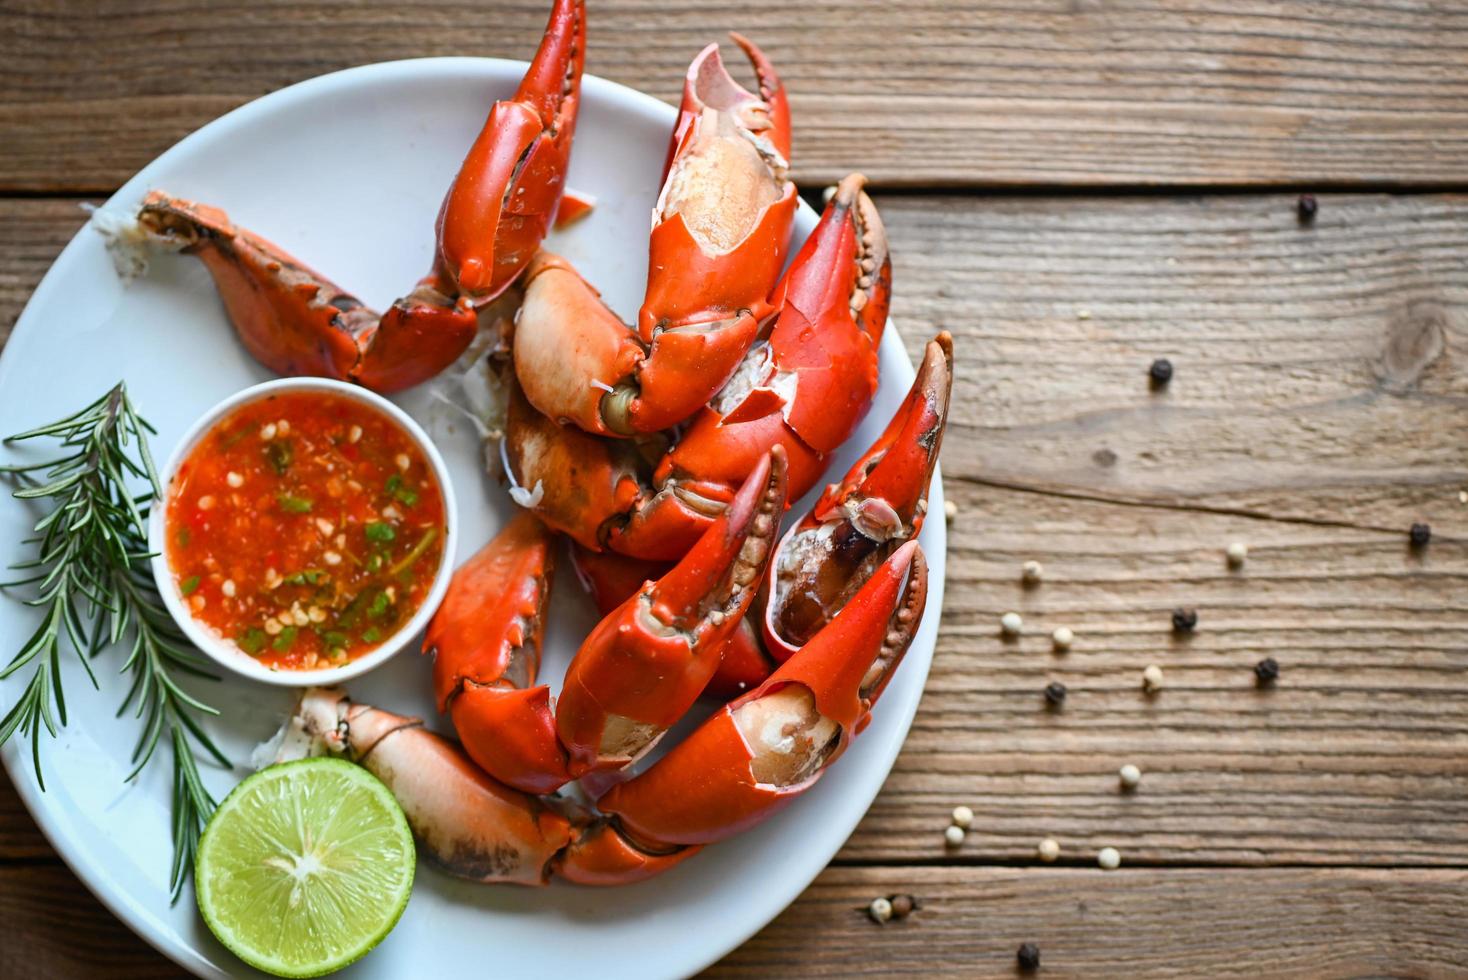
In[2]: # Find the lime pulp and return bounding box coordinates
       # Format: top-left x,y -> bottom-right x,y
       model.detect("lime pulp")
195,757 -> 416,978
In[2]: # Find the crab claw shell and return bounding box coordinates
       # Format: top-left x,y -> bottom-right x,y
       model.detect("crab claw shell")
135,191 -> 371,381
594,541 -> 927,848
763,332 -> 953,660
435,0 -> 585,303
554,819 -> 701,886
554,449 -> 790,777
282,687 -> 573,886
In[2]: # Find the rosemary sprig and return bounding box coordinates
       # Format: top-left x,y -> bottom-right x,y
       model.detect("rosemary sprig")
0,382 -> 230,900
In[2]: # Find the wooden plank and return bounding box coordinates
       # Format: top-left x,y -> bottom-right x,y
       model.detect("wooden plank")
3,862 -> 1465,978
0,199 -> 93,349
851,190 -> 1468,865
4,1 -> 1468,191
706,866 -> 1468,977
1,193 -> 1465,870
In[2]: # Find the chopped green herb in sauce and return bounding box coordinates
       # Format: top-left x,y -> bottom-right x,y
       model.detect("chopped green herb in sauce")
237,628 -> 268,655
277,493 -> 313,514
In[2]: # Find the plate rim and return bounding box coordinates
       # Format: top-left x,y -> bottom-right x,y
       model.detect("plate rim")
0,54 -> 946,979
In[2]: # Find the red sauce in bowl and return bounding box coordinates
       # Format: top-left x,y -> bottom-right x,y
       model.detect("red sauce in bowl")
165,390 -> 446,670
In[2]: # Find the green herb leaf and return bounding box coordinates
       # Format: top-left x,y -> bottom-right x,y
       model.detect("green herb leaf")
367,590 -> 391,619
283,569 -> 327,586
0,381 -> 229,904
365,521 -> 395,543
179,575 -> 201,596
272,626 -> 299,652
385,474 -> 402,495
265,439 -> 293,475
277,493 -> 312,514
236,628 -> 268,655
175,527 -> 191,549
322,630 -> 349,650
361,627 -> 381,644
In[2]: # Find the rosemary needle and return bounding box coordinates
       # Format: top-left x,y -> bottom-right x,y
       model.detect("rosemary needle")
0,381 -> 230,901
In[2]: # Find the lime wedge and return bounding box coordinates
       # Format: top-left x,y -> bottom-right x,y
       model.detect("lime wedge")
196,757 -> 416,978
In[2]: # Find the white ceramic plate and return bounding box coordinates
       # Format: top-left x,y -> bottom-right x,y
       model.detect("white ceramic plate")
0,58 -> 945,979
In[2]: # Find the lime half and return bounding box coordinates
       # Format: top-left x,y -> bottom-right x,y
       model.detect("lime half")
196,757 -> 416,978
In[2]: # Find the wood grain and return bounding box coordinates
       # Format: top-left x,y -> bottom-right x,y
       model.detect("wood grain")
1,190 -> 1465,973
5,1 -> 1468,191
706,866 -> 1468,977
5,860 -> 1466,978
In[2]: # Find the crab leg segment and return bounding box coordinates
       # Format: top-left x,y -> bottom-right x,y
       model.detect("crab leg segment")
554,449 -> 789,776
434,0 -> 585,304
764,332 -> 952,661
512,251 -> 644,436
135,193 -> 376,380
425,511 -> 572,795
277,687 -> 572,886
593,540 -> 927,850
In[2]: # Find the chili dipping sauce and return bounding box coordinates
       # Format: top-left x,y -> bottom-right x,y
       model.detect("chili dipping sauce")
165,390 -> 447,670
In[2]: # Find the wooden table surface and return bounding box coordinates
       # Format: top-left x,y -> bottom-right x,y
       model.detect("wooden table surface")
3,2 -> 1467,977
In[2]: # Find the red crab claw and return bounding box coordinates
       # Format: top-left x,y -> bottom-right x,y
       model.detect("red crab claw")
134,192 -> 477,390
434,0 -> 585,304
554,448 -> 788,777
425,511 -> 570,795
583,540 -> 926,860
763,332 -> 952,662
619,35 -> 797,434
569,542 -> 776,701
610,173 -> 889,558
280,688 -> 573,886
432,451 -> 786,795
511,36 -> 795,437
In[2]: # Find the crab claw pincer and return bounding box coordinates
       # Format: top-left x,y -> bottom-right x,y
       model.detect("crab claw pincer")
571,539 -> 927,862
509,35 -> 796,437
434,0 -> 585,304
427,450 -> 789,795
763,331 -> 952,661
132,0 -> 584,393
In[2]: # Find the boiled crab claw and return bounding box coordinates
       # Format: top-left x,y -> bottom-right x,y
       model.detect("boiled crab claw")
503,172 -> 890,560
273,686 -> 574,885
565,539 -> 927,867
427,449 -> 789,795
568,545 -> 775,699
434,0 -> 585,304
512,34 -> 797,436
131,0 -> 584,393
764,331 -> 952,662
271,539 -> 924,887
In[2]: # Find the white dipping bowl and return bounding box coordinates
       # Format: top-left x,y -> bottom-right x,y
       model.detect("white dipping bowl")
148,377 -> 456,687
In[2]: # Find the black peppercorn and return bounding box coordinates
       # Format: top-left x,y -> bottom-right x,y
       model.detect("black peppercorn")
889,893 -> 916,919
1171,607 -> 1198,633
1017,942 -> 1041,972
1409,523 -> 1431,548
1297,194 -> 1318,222
1148,357 -> 1173,387
1255,657 -> 1280,684
1043,681 -> 1067,706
